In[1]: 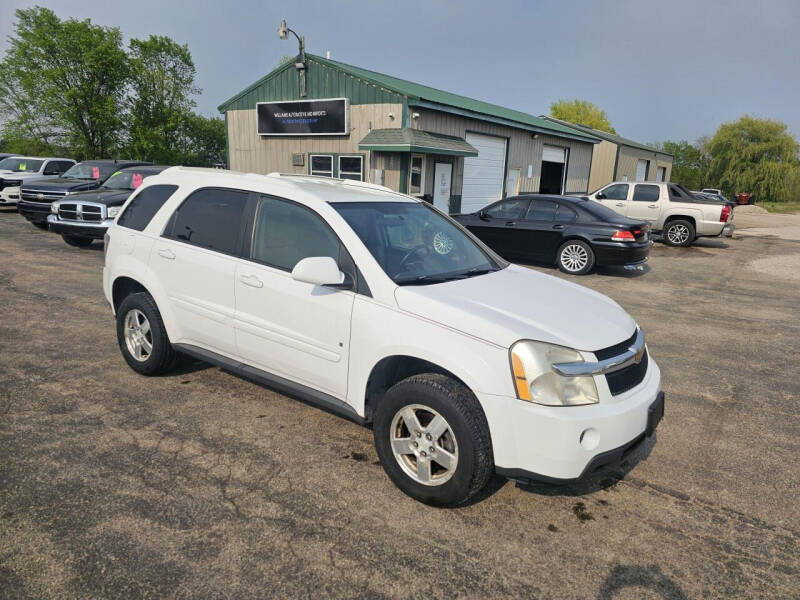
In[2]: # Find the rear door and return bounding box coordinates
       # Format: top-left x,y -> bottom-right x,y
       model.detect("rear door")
627,183 -> 661,224
233,195 -> 355,398
520,198 -> 561,260
149,187 -> 248,356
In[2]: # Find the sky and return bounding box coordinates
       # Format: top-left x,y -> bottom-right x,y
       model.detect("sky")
2,0 -> 799,144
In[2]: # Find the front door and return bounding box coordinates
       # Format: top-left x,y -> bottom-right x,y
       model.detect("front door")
433,162 -> 452,213
149,187 -> 248,356
594,183 -> 630,216
234,195 -> 354,398
467,197 -> 530,258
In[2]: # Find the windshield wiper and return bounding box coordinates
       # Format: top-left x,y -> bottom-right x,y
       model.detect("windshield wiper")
464,267 -> 497,278
396,273 -> 468,286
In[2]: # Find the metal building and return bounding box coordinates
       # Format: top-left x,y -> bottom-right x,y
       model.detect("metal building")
543,118 -> 674,192
218,54 -> 600,213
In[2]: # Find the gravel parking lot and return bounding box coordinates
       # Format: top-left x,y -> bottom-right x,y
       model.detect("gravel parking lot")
1,208 -> 798,599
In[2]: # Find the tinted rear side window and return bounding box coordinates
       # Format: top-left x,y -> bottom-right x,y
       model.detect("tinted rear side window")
526,199 -> 558,221
165,188 -> 248,255
554,204 -> 577,222
633,184 -> 660,202
117,184 -> 178,231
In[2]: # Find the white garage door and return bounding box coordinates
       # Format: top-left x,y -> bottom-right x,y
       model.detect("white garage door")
542,145 -> 566,163
461,132 -> 507,213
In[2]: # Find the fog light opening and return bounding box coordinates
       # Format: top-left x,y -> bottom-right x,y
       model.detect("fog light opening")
579,428 -> 600,451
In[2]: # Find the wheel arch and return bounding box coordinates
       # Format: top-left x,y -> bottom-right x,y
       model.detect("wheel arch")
363,355 -> 476,424
663,213 -> 697,230
111,275 -> 179,341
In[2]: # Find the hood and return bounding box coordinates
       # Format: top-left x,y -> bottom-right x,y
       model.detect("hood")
0,171 -> 47,180
67,188 -> 132,205
394,264 -> 636,351
20,177 -> 100,193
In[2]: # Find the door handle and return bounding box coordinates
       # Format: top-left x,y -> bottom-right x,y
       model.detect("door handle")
239,274 -> 263,288
157,248 -> 175,260
504,221 -> 516,227
615,202 -> 625,207
648,204 -> 658,208
552,224 -> 565,230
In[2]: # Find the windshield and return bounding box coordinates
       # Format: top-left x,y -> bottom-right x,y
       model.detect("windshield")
101,169 -> 150,190
63,162 -> 117,181
0,158 -> 43,172
333,201 -> 501,285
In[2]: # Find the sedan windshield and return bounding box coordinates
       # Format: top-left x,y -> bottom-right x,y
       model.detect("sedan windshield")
333,201 -> 501,285
0,158 -> 43,172
63,162 -> 117,181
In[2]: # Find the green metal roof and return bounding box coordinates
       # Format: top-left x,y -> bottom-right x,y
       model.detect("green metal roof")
542,117 -> 673,156
219,54 -> 600,143
359,128 -> 478,156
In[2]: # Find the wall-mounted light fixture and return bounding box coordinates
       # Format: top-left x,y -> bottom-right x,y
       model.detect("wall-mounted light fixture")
278,19 -> 307,97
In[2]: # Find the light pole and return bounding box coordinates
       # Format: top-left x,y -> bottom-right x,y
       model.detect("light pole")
278,19 -> 307,97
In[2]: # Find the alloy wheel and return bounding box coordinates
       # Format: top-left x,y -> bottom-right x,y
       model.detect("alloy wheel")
667,224 -> 690,245
560,243 -> 589,272
123,308 -> 153,362
389,404 -> 459,486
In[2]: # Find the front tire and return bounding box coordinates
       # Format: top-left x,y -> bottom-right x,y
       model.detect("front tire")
373,373 -> 493,506
62,234 -> 94,247
663,219 -> 695,247
556,240 -> 595,275
116,292 -> 178,375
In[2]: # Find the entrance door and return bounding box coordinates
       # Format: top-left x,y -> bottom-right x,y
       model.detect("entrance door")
461,132 -> 507,213
539,145 -> 567,194
432,162 -> 452,213
636,159 -> 649,181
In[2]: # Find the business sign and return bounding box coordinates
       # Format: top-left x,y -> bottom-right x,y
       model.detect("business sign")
257,98 -> 349,136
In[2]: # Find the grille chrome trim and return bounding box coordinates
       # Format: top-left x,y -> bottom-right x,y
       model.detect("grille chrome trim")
57,200 -> 106,222
552,329 -> 645,377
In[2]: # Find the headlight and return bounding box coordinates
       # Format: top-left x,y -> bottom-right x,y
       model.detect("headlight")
107,206 -> 121,218
51,202 -> 60,213
510,340 -> 599,406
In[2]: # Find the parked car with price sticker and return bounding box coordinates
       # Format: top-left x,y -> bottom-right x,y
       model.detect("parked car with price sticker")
0,155 -> 75,207
48,165 -> 170,247
18,160 -> 150,228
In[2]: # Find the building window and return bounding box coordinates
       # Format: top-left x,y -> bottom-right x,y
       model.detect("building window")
338,155 -> 363,181
409,154 -> 425,196
656,166 -> 666,182
310,155 -> 333,177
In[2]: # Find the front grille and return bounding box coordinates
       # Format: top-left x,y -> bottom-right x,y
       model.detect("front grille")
59,203 -> 78,220
605,348 -> 648,396
595,330 -> 638,361
21,189 -> 66,203
58,202 -> 104,222
4,179 -> 21,187
82,205 -> 102,221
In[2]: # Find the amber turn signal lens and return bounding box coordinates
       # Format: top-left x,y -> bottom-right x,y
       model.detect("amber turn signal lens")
511,353 -> 532,401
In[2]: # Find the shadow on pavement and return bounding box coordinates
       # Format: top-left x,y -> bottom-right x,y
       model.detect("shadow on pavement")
597,563 -> 689,599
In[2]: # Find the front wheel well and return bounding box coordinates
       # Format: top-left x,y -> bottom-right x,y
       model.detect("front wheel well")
112,277 -> 150,312
364,356 -> 470,423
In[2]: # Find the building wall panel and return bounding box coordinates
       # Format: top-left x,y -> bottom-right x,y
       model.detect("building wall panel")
616,146 -> 673,183
587,140 -> 617,192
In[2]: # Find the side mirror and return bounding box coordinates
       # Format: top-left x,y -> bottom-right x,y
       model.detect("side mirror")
478,210 -> 490,220
291,256 -> 345,287
595,192 -> 605,200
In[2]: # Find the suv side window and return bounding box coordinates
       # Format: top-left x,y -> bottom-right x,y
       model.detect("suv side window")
633,184 -> 660,202
600,184 -> 629,200
117,185 -> 179,232
250,196 -> 341,272
164,188 -> 248,255
485,197 -> 529,219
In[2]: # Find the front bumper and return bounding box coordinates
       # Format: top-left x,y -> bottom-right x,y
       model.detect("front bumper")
481,356 -> 662,481
47,214 -> 112,239
0,186 -> 21,205
17,200 -> 52,223
592,240 -> 653,267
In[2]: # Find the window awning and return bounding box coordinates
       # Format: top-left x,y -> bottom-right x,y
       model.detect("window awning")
358,128 -> 478,157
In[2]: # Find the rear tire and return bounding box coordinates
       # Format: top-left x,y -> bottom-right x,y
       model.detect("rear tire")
556,240 -> 595,275
373,373 -> 493,506
116,292 -> 178,375
62,234 -> 93,247
663,219 -> 695,247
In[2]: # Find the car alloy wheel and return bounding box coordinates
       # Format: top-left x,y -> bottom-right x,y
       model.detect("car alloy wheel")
389,403 -> 459,486
667,223 -> 690,245
560,243 -> 589,272
123,308 -> 153,362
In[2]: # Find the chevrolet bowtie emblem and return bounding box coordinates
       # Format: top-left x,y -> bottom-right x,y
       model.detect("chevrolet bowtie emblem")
37,193 -> 44,200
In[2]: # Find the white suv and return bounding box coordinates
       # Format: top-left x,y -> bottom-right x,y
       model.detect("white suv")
103,168 -> 664,506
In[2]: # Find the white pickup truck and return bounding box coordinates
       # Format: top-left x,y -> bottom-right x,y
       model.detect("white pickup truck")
586,182 -> 732,247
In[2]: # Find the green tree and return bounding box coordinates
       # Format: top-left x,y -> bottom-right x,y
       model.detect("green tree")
706,116 -> 800,202
549,99 -> 616,134
180,114 -> 227,167
652,140 -> 709,191
126,35 -> 199,163
0,7 -> 129,159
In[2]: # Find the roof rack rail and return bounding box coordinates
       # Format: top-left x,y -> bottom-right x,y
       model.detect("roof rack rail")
265,172 -> 393,193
